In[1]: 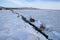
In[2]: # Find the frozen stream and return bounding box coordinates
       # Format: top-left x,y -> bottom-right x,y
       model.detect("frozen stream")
0,10 -> 60,40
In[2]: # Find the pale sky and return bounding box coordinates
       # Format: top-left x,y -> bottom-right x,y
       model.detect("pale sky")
0,0 -> 60,10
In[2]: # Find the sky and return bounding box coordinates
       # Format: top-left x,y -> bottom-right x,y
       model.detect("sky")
0,0 -> 60,10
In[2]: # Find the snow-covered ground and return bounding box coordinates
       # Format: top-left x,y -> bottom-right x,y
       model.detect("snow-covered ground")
0,10 -> 60,40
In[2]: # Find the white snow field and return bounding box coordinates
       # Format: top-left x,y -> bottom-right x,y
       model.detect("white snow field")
0,9 -> 60,40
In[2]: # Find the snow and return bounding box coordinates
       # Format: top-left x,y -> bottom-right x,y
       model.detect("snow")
0,10 -> 60,40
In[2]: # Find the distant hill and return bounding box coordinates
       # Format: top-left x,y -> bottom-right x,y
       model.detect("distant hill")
0,7 -> 40,10
0,6 -> 60,11
0,6 -> 5,8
